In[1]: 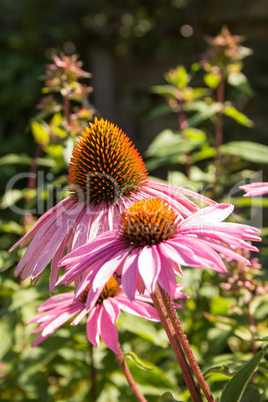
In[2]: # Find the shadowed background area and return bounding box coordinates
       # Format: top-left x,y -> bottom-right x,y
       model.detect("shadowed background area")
1,0 -> 268,154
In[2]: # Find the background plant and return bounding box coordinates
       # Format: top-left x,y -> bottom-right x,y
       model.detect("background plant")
1,22 -> 268,402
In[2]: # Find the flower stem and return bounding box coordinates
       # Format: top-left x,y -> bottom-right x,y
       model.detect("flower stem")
151,287 -> 203,402
115,345 -> 147,402
89,343 -> 97,401
157,285 -> 215,402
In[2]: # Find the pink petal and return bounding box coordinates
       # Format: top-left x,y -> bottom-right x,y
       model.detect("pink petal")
121,249 -> 139,300
103,299 -> 120,323
115,294 -> 160,321
179,204 -> 234,231
138,246 -> 161,294
99,304 -> 120,354
59,231 -> 119,266
86,306 -> 100,348
169,237 -> 227,272
156,245 -> 178,298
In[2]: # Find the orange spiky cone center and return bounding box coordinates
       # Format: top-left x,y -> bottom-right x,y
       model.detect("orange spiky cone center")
81,276 -> 121,305
120,198 -> 179,246
68,117 -> 148,205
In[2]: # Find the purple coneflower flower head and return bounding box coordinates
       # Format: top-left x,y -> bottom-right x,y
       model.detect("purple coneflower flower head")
58,198 -> 261,309
9,118 -> 215,292
240,182 -> 268,197
28,276 -> 186,354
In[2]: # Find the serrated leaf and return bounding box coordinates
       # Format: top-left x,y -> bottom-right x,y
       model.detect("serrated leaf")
220,344 -> 268,402
221,141 -> 268,164
223,106 -> 254,127
124,352 -> 155,370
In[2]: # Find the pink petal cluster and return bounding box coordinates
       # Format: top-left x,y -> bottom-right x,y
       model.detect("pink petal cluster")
57,203 -> 261,309
240,182 -> 268,197
28,285 -> 186,354
9,182 -> 214,292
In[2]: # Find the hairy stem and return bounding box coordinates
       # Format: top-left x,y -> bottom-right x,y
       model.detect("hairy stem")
157,285 -> 215,402
151,286 -> 203,402
115,345 -> 147,402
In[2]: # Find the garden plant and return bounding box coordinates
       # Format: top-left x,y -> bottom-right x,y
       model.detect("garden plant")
1,28 -> 268,402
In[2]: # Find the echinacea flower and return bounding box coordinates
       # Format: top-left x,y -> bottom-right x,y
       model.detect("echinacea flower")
9,117 -> 215,292
57,198 -> 261,309
28,276 -> 186,354
240,182 -> 268,197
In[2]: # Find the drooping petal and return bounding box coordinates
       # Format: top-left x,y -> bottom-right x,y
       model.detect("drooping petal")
138,246 -> 161,294
99,303 -> 120,355
86,250 -> 131,310
121,248 -> 140,300
59,231 -> 120,266
115,294 -> 159,321
156,244 -> 178,298
86,306 -> 100,348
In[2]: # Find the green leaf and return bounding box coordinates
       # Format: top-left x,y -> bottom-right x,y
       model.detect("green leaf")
146,129 -> 204,159
223,106 -> 254,127
150,85 -> 177,98
240,386 -> 262,402
204,73 -> 221,89
186,102 -> 222,127
124,351 -> 155,370
183,127 -> 206,141
0,219 -> 22,234
221,141 -> 268,164
159,391 -> 181,401
0,153 -> 55,167
220,344 -> 268,402
203,365 -> 234,381
0,189 -> 26,209
31,121 -> 49,145
165,65 -> 189,89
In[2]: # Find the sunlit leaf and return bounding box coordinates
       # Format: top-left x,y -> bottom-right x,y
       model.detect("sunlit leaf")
221,141 -> 268,164
124,352 -> 155,370
165,65 -> 189,89
220,344 -> 268,402
204,73 -> 221,89
159,391 -> 181,401
31,121 -> 50,145
224,106 -> 254,127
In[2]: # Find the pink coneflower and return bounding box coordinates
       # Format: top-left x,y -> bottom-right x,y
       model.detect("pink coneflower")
9,117 -> 215,292
28,276 -> 186,354
57,198 -> 261,309
240,182 -> 268,197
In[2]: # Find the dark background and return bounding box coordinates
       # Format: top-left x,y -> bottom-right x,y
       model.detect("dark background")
1,0 -> 268,157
